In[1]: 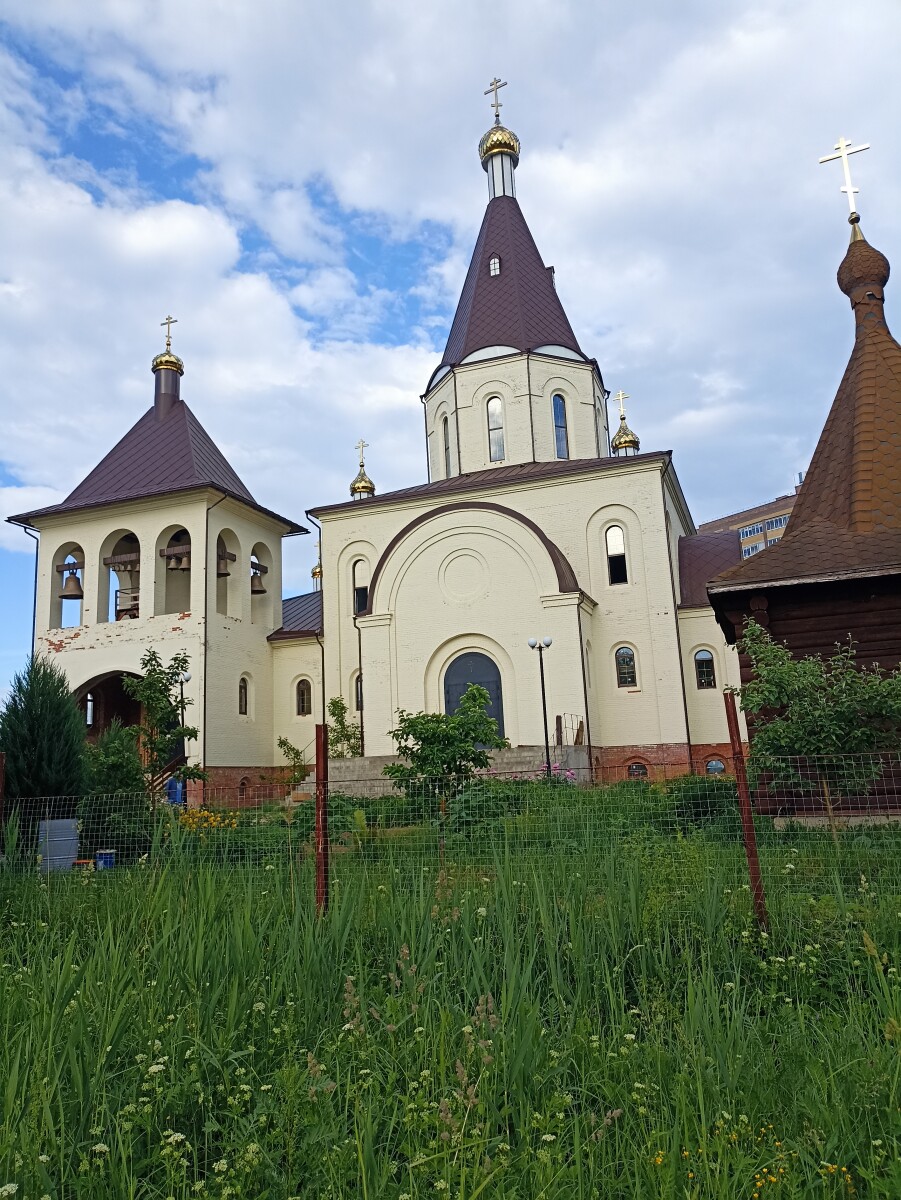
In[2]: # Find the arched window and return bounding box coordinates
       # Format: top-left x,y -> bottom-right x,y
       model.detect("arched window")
553,394 -> 569,459
615,646 -> 637,688
85,693 -> 95,727
584,640 -> 592,688
487,396 -> 505,462
706,759 -> 726,775
352,559 -> 370,615
238,776 -> 250,802
238,677 -> 248,716
442,415 -> 451,478
296,678 -> 312,716
354,672 -> 363,712
694,649 -> 716,689
606,525 -> 628,585
489,255 -> 501,276
627,762 -> 649,779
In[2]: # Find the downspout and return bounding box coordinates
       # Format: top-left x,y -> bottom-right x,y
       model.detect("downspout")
661,460 -> 693,770
419,393 -> 431,484
202,492 -> 228,772
354,613 -> 365,756
525,351 -> 536,462
576,595 -> 593,773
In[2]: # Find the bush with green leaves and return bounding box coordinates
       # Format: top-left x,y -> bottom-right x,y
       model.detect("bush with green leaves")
327,696 -> 362,758
0,656 -> 87,827
666,772 -> 739,830
80,721 -> 153,859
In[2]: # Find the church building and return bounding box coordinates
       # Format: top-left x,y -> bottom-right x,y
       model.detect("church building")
8,97 -> 744,788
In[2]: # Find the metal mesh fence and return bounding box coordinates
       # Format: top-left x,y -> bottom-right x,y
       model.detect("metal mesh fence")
3,755 -> 901,916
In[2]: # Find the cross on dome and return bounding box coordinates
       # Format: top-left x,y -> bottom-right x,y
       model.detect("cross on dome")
160,314 -> 178,351
484,77 -> 507,126
355,438 -> 369,465
613,389 -> 629,419
818,137 -> 870,217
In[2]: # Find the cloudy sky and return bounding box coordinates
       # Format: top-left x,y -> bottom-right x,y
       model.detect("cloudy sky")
1,0 -> 899,695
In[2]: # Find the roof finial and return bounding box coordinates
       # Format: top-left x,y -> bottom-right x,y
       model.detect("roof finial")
484,77 -> 507,126
611,390 -> 640,457
818,137 -> 870,221
350,439 -> 376,500
161,314 -> 178,352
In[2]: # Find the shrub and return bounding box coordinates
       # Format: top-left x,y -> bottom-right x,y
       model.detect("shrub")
80,720 -> 153,858
666,772 -> 739,829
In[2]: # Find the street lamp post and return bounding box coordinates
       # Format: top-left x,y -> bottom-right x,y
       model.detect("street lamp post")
178,670 -> 191,724
528,637 -> 553,779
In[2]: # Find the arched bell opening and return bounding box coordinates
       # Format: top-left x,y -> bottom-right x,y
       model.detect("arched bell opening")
249,541 -> 273,625
98,530 -> 142,623
215,528 -> 240,617
74,671 -> 142,743
50,541 -> 86,629
155,526 -> 192,616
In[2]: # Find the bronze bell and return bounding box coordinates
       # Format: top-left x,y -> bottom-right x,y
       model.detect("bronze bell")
167,554 -> 181,571
250,571 -> 267,596
59,569 -> 84,600
216,558 -> 231,578
178,552 -> 191,571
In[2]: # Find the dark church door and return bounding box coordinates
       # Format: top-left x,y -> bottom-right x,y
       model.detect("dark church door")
443,652 -> 504,738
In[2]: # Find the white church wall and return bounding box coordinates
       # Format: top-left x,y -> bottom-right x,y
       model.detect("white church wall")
678,607 -> 748,746
270,638 -> 323,762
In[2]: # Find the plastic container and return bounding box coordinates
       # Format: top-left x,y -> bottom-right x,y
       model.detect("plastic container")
37,818 -> 79,872
95,849 -> 116,871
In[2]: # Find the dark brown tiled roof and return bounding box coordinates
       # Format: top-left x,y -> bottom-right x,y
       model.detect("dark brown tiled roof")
441,195 -> 583,369
308,451 -> 671,518
678,530 -> 741,606
8,399 -> 305,533
710,227 -> 901,594
269,591 -> 323,640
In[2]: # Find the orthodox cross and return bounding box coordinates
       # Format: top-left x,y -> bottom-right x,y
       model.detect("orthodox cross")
355,438 -> 369,466
160,314 -> 178,351
613,389 -> 629,419
818,137 -> 870,216
313,538 -> 321,560
484,77 -> 507,125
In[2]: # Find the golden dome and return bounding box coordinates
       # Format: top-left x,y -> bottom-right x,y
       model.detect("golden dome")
311,561 -> 322,580
479,124 -> 520,170
350,465 -> 376,499
151,350 -> 185,376
611,414 -> 640,454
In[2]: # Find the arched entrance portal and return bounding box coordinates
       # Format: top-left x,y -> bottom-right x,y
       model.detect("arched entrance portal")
74,673 -> 142,742
443,652 -> 504,738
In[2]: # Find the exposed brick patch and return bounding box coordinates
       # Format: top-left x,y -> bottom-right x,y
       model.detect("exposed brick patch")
194,765 -> 299,809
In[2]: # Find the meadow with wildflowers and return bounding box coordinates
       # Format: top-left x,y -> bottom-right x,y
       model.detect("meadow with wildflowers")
1,790 -> 901,1197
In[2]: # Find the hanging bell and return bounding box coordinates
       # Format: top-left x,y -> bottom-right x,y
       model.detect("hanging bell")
59,569 -> 84,600
178,552 -> 191,571
167,554 -> 181,571
250,571 -> 267,596
216,558 -> 231,578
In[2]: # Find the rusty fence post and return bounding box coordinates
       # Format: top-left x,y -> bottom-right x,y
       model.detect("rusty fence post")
723,690 -> 769,931
314,723 -> 329,915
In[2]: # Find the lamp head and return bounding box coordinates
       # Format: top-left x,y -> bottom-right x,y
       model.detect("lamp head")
527,638 -> 538,649
180,671 -> 191,684
542,637 -> 553,648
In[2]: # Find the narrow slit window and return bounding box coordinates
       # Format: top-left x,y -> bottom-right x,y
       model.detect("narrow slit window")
354,673 -> 363,712
615,646 -> 637,688
487,396 -> 505,462
238,677 -> 248,715
553,393 -> 569,459
443,415 -> 451,478
606,525 -> 628,585
694,649 -> 716,689
489,255 -> 501,276
296,679 -> 312,716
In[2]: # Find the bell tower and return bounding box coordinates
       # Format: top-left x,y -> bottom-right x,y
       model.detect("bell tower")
422,83 -> 609,480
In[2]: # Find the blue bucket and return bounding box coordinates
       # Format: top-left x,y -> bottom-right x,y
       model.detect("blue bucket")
95,849 -> 116,871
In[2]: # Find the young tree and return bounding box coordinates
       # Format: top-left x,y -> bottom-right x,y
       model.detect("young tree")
326,695 -> 362,759
277,735 -> 310,787
81,720 -> 152,857
737,618 -> 901,809
122,649 -> 206,791
0,656 -> 87,818
383,684 -> 508,801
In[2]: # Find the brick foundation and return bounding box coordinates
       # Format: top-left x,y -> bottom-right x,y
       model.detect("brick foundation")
192,765 -> 304,809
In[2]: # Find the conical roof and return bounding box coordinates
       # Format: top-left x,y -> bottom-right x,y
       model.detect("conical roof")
710,224 -> 901,594
440,195 -> 583,369
10,398 -> 304,531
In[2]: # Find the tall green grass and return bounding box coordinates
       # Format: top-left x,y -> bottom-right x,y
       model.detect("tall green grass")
0,837 -> 900,1197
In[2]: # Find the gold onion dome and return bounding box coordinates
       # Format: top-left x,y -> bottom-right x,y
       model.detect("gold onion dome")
151,349 -> 184,376
311,561 -> 322,580
350,465 -> 376,499
611,414 -> 640,454
479,124 -> 520,171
